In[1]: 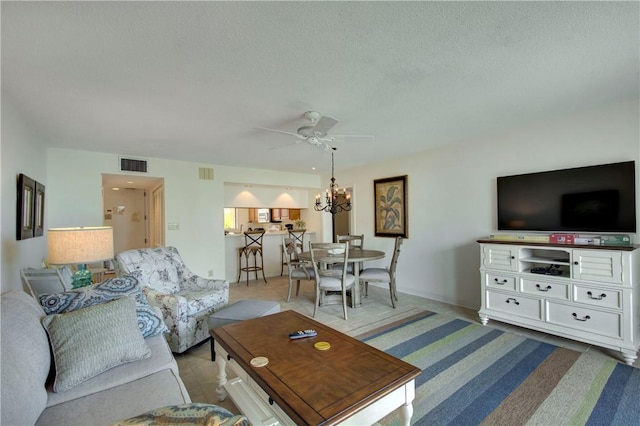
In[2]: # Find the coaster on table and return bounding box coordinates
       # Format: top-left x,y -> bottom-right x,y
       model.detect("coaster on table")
250,356 -> 269,367
314,341 -> 331,351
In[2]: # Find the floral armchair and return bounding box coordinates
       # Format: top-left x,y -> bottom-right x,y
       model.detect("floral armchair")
115,246 -> 229,353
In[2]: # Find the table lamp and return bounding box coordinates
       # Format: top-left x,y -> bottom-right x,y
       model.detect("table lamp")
48,226 -> 114,289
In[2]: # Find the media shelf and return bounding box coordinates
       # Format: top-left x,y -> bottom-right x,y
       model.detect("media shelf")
477,239 -> 640,365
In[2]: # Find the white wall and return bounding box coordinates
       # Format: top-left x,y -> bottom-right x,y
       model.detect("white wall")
338,99 -> 639,309
1,98 -> 49,292
42,149 -> 323,286
224,185 -> 310,208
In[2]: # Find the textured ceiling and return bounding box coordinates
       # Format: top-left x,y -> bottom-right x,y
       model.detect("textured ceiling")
2,1 -> 638,175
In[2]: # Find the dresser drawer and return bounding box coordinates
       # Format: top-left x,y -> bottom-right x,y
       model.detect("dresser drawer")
486,290 -> 542,321
573,284 -> 622,310
546,301 -> 622,339
486,274 -> 517,291
521,279 -> 569,300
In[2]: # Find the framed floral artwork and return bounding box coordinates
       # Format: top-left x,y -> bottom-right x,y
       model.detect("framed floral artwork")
374,175 -> 408,238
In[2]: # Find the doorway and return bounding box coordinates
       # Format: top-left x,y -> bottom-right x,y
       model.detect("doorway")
102,174 -> 165,254
332,192 -> 351,241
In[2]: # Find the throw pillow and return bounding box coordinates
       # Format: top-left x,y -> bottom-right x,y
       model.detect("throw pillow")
39,273 -> 167,338
113,403 -> 248,426
42,297 -> 151,392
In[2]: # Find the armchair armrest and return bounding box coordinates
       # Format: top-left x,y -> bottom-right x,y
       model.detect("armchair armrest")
182,276 -> 229,293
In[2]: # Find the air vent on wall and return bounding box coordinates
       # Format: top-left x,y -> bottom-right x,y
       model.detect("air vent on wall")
199,167 -> 214,180
120,157 -> 148,173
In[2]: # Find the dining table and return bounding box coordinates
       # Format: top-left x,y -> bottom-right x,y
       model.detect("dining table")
298,248 -> 385,308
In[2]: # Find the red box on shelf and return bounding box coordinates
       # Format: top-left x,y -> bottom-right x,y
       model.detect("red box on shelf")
550,233 -> 578,244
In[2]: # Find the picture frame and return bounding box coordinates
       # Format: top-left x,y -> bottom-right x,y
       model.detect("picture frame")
374,175 -> 408,238
34,181 -> 46,237
17,174 -> 35,240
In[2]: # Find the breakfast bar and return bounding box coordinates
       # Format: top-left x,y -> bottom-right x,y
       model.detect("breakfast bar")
224,231 -> 316,283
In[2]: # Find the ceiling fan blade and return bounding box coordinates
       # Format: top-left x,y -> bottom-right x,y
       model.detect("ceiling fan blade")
256,126 -> 304,139
312,116 -> 338,137
331,134 -> 375,143
267,140 -> 302,151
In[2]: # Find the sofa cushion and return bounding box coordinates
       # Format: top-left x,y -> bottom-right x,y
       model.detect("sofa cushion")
45,333 -> 178,407
1,291 -> 50,426
43,297 -> 151,392
113,403 -> 247,426
39,273 -> 167,338
36,369 -> 191,426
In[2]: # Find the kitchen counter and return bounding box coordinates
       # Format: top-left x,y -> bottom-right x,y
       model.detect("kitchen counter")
224,231 -> 316,283
225,230 -> 306,237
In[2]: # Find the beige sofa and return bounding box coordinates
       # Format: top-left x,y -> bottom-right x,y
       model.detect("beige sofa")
0,290 -> 191,425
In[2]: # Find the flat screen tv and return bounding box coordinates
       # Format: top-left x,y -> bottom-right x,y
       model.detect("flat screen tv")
497,161 -> 636,233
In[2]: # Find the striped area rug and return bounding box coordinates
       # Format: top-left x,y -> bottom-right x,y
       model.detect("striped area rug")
357,312 -> 640,426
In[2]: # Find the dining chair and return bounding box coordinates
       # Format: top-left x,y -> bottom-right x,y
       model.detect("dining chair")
282,238 -> 315,302
337,234 -> 364,249
334,234 -> 364,273
359,237 -> 403,308
237,230 -> 267,285
280,229 -> 306,275
309,242 -> 355,320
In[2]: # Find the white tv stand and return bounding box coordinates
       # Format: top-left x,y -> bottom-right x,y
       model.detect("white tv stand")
477,239 -> 639,365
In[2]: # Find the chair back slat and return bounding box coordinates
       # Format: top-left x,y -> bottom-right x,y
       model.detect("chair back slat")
337,234 -> 364,249
244,230 -> 265,247
389,237 -> 404,276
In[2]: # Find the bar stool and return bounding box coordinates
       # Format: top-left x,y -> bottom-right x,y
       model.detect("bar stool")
237,230 -> 267,285
281,229 -> 306,275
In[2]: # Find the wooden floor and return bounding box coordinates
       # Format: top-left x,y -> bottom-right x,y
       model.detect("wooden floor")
174,275 -> 637,417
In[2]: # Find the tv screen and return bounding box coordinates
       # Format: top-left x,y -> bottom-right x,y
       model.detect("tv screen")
497,161 -> 636,233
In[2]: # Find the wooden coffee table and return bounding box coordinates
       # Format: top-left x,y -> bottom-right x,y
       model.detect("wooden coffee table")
211,310 -> 421,426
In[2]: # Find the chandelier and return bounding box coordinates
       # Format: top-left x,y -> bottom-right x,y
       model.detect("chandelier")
314,149 -> 352,215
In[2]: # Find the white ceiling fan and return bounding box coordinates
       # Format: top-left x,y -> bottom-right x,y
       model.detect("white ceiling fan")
257,111 -> 372,151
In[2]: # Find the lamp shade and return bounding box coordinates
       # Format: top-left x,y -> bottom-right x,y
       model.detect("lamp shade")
48,226 -> 114,265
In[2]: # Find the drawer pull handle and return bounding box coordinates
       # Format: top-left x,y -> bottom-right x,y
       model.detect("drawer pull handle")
268,397 -> 274,406
572,313 -> 591,322
536,284 -> 552,292
506,298 -> 520,305
587,291 -> 606,300
227,354 -> 232,361
494,278 -> 507,285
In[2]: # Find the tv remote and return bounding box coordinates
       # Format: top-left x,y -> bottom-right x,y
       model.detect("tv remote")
289,330 -> 317,339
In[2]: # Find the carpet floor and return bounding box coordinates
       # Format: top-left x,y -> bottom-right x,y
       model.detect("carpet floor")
358,311 -> 640,426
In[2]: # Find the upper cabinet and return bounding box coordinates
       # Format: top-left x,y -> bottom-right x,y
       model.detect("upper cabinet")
271,208 -> 301,221
271,208 -> 288,221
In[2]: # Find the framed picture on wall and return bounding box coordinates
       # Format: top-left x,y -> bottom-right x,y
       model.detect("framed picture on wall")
374,175 -> 408,238
17,174 -> 35,240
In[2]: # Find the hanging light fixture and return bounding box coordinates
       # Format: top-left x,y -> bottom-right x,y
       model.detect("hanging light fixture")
314,148 -> 352,215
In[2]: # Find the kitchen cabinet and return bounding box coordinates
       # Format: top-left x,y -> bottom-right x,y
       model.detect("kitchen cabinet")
271,208 -> 289,221
289,209 -> 301,220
